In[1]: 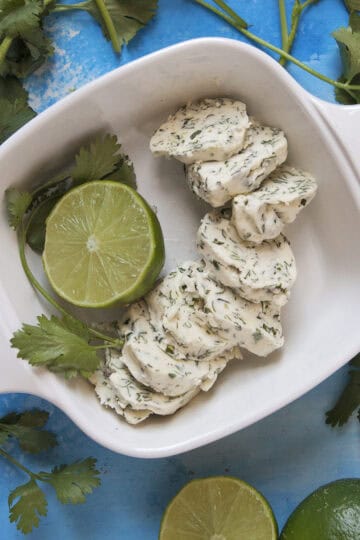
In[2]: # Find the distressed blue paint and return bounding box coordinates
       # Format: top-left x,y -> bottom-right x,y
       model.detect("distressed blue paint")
0,370 -> 359,539
26,0 -> 348,110
1,0 -> 359,538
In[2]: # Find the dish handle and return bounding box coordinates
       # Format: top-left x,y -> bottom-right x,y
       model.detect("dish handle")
0,285 -> 51,398
311,96 -> 360,177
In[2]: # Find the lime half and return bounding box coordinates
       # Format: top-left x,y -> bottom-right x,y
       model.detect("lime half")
280,478 -> 360,540
43,181 -> 165,308
159,476 -> 278,540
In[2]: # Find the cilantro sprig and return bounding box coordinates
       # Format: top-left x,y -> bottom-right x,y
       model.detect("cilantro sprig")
11,315 -> 103,379
326,354 -> 360,427
194,0 -> 360,103
5,133 -> 133,378
0,408 -> 101,534
0,0 -> 158,141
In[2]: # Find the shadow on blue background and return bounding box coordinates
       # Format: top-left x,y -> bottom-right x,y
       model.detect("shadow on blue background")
1,1 -> 359,538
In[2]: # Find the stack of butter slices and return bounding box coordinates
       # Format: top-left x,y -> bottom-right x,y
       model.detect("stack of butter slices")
92,98 -> 317,424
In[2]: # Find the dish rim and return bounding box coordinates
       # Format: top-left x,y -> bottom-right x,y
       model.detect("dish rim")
1,37 -> 360,458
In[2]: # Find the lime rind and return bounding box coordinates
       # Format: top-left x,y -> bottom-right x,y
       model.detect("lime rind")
280,478 -> 360,540
159,476 -> 278,540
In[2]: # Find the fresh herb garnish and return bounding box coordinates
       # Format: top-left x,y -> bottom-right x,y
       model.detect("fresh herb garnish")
0,0 -> 158,141
72,133 -> 131,183
193,0 -> 360,103
25,195 -> 59,252
326,353 -> 360,427
11,315 -> 103,379
5,187 -> 32,229
0,408 -> 100,534
333,12 -> 360,104
5,133 -> 131,377
0,409 -> 57,453
0,0 -> 54,79
344,0 -> 360,11
0,76 -> 36,142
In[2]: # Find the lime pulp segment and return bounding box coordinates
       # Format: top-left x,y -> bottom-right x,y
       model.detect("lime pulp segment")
42,181 -> 165,308
159,476 -> 278,540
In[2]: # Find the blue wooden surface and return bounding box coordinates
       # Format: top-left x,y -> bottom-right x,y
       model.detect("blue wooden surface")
1,0 -> 359,538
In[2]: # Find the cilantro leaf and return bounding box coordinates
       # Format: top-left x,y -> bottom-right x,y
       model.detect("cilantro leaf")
10,426 -> 57,453
335,75 -> 360,104
26,195 -> 60,253
350,11 -> 360,32
344,0 -> 360,12
67,133 -> 137,188
0,409 -> 57,453
0,429 -> 9,445
24,134 -> 137,252
326,371 -> 360,426
0,74 -> 28,99
0,0 -> 42,39
326,353 -> 360,427
104,155 -> 137,189
0,77 -> 36,141
333,15 -> 360,104
4,187 -> 32,229
41,458 -> 101,504
1,409 -> 49,429
333,25 -> 360,81
86,0 -> 158,53
71,133 -> 122,183
351,353 -> 360,368
1,31 -> 53,78
0,95 -> 36,143
8,479 -> 47,534
0,0 -> 53,79
11,314 -> 100,378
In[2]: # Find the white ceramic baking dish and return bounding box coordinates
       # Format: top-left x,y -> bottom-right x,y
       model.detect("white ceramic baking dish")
0,38 -> 359,458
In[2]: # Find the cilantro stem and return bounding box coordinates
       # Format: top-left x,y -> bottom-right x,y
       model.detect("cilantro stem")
343,78 -> 358,102
283,1 -> 302,66
94,0 -> 120,52
278,0 -> 289,65
18,221 -> 122,347
89,330 -> 122,346
212,0 -> 248,28
53,0 -> 120,52
193,0 -> 360,92
281,0 -> 319,67
31,169 -> 71,200
18,223 -> 70,318
0,447 -> 39,480
0,36 -> 13,67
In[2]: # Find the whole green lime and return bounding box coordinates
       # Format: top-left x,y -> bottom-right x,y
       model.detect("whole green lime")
281,478 -> 360,540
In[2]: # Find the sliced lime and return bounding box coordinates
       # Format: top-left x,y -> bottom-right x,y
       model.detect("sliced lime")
43,181 -> 165,308
159,476 -> 278,540
280,478 -> 360,540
